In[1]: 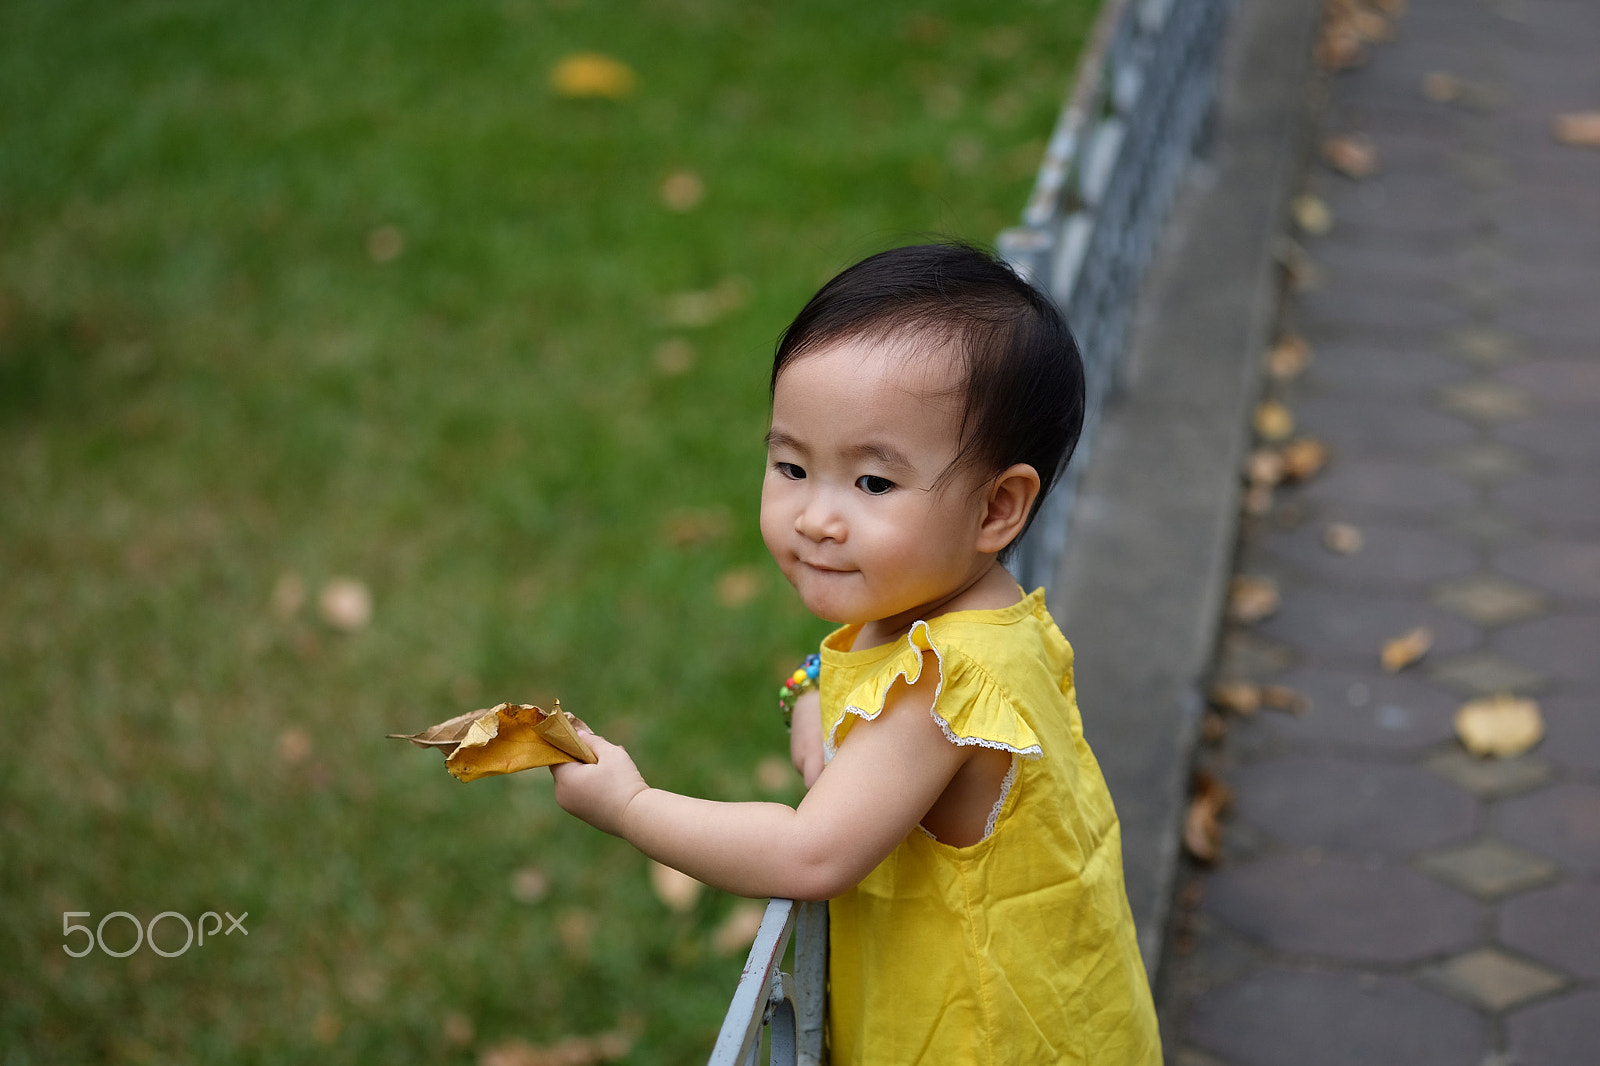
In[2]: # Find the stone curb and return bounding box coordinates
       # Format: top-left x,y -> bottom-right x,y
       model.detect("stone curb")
1046,0 -> 1325,976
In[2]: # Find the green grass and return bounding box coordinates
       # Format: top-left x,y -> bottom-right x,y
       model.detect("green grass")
0,1 -> 1097,1061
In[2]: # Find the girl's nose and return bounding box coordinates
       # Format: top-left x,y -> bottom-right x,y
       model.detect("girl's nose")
795,492 -> 846,542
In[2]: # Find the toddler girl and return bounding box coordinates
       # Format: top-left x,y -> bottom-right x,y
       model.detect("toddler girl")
552,242 -> 1161,1065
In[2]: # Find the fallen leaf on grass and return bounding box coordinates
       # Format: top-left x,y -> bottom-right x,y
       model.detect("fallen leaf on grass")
1456,693 -> 1543,757
1253,400 -> 1296,442
510,866 -> 550,905
1228,576 -> 1281,624
367,224 -> 405,263
389,701 -> 596,782
1552,112 -> 1600,148
1321,133 -> 1380,178
1323,522 -> 1365,555
480,1029 -> 631,1066
652,337 -> 696,376
319,577 -> 372,631
660,277 -> 749,328
755,754 -> 792,792
712,901 -> 766,956
1380,626 -> 1433,672
715,566 -> 762,607
658,169 -> 705,211
649,861 -> 702,913
1183,770 -> 1232,864
550,52 -> 637,100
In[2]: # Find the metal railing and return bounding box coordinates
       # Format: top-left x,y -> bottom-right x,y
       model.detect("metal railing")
707,898 -> 827,1066
1003,0 -> 1234,593
707,1 -> 1236,1061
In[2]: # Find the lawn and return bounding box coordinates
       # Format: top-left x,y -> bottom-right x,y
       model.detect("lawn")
0,1 -> 1097,1061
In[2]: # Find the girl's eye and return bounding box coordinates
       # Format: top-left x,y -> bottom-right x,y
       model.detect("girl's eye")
776,462 -> 806,480
856,475 -> 894,495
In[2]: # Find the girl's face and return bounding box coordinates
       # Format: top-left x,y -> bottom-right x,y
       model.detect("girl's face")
761,337 -> 997,636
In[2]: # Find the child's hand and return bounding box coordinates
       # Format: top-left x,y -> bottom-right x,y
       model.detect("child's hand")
549,729 -> 649,838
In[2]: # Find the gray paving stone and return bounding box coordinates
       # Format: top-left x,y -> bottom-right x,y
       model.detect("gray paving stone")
1444,325 -> 1525,367
1254,587 -> 1478,663
1441,510 -> 1531,549
1427,650 -> 1551,697
1497,411 -> 1600,465
1536,692 -> 1600,773
1425,750 -> 1556,800
1496,539 -> 1600,601
1429,571 -> 1549,626
1186,968 -> 1488,1066
1206,851 -> 1479,963
1257,520 -> 1476,588
1437,379 -> 1537,423
1422,947 -> 1567,1011
1245,666 -> 1459,752
1499,357 -> 1600,408
1501,879 -> 1600,981
1495,614 -> 1600,684
1415,836 -> 1559,899
1506,988 -> 1600,1066
1432,440 -> 1530,483
1288,395 -> 1476,456
1497,781 -> 1600,874
1291,457 -> 1479,518
1496,473 -> 1600,529
1230,755 -> 1479,854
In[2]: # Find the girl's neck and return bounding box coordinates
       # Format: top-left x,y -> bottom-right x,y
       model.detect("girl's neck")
853,560 -> 1021,650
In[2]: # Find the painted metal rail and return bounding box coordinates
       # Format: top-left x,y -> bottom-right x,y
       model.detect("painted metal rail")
1003,0 -> 1235,593
708,1 -> 1235,1061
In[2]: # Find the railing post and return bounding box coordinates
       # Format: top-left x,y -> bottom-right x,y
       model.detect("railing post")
707,899 -> 826,1066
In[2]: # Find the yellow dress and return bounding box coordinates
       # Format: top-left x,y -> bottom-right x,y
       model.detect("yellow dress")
818,588 -> 1161,1066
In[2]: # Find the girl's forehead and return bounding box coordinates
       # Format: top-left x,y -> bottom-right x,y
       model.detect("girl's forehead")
777,332 -> 963,395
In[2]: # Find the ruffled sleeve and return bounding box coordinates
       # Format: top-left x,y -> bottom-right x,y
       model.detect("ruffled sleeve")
826,618 -> 1043,760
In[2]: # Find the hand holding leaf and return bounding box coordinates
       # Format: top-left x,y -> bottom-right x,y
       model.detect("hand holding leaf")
389,700 -> 597,782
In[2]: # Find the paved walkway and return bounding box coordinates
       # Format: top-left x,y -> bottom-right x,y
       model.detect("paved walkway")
1158,1 -> 1600,1064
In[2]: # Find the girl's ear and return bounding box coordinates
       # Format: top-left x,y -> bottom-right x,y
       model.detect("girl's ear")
976,463 -> 1041,555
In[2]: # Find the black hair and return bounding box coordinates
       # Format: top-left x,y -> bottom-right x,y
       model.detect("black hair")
771,241 -> 1085,556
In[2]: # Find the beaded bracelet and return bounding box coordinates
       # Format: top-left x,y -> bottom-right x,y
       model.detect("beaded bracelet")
778,653 -> 821,729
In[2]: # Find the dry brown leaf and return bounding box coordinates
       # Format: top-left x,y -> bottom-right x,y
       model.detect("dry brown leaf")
755,754 -> 792,792
480,1029 -> 631,1066
556,909 -> 597,960
1247,448 -> 1286,489
389,700 -> 597,782
1422,71 -> 1460,103
367,224 -> 404,263
652,338 -> 695,376
1266,334 -> 1313,382
1553,112 -> 1600,148
1291,193 -> 1334,236
1455,693 -> 1544,758
1200,711 -> 1228,743
1281,437 -> 1330,481
319,577 -> 372,631
1380,626 -> 1433,672
1183,770 -> 1232,864
715,566 -> 762,607
1228,576 -> 1281,624
1347,7 -> 1393,41
1323,522 -> 1365,555
660,277 -> 748,328
278,726 -> 312,767
1243,484 -> 1275,517
1315,26 -> 1365,72
712,901 -> 766,956
510,866 -> 550,905
1253,400 -> 1296,442
1261,684 -> 1311,716
661,506 -> 729,547
271,571 -> 306,619
1209,680 -> 1262,716
1321,133 -> 1380,179
443,1012 -> 475,1047
648,861 -> 703,913
550,52 -> 637,100
658,169 -> 705,211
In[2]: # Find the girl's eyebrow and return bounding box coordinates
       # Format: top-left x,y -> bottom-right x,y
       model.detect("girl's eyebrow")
764,431 -> 913,472
764,429 -> 805,453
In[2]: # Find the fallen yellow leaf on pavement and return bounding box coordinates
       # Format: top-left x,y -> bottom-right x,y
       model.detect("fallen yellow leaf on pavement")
1380,626 -> 1433,672
1553,112 -> 1600,148
1456,693 -> 1544,757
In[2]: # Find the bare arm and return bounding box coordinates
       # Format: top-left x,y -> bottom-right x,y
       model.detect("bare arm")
789,687 -> 824,788
550,653 -> 964,900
